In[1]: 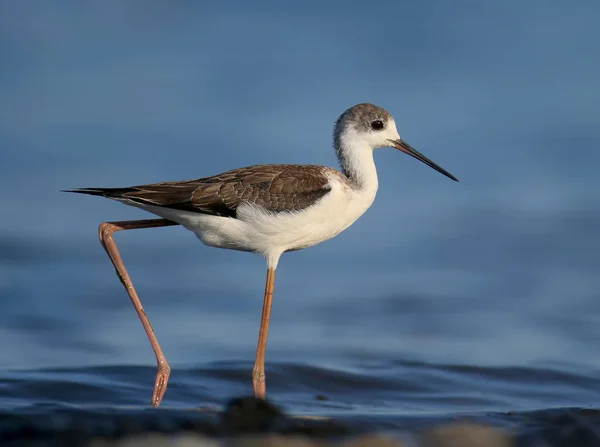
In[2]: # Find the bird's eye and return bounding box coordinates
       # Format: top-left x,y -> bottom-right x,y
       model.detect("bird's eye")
371,120 -> 384,131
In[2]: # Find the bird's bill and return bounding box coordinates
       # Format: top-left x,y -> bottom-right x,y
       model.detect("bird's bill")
389,139 -> 458,182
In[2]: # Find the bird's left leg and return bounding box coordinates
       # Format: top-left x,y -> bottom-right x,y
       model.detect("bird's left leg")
98,218 -> 178,407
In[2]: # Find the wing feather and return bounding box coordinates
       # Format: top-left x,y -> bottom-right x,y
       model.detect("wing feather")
68,164 -> 334,218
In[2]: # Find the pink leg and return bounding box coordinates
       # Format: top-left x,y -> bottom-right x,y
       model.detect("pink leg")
252,267 -> 276,399
98,218 -> 178,407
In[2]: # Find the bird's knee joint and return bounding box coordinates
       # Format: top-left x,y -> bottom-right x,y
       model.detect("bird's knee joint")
158,361 -> 171,375
98,223 -> 115,242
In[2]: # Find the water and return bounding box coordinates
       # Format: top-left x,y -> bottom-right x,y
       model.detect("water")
1,1 -> 600,445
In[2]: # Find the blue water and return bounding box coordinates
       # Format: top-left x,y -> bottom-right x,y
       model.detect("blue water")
0,1 -> 599,444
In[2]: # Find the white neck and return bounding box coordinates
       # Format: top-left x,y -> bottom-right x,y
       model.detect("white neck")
335,129 -> 379,191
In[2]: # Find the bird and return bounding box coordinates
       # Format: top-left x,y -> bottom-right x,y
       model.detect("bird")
63,103 -> 458,407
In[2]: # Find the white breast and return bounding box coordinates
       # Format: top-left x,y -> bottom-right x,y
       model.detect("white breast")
239,174 -> 377,252
140,172 -> 378,268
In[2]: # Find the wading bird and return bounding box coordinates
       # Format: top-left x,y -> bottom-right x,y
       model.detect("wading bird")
64,103 -> 458,407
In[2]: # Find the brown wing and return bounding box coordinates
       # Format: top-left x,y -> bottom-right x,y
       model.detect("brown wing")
68,164 -> 333,218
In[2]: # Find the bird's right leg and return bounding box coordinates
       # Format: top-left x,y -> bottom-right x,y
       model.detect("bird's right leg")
98,218 -> 179,407
252,266 -> 277,399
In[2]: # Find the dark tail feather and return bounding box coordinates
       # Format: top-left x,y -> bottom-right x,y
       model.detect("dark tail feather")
60,187 -> 133,199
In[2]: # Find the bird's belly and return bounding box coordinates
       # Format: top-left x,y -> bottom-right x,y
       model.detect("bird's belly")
134,204 -> 257,252
278,209 -> 362,251
236,186 -> 376,253
138,185 -> 376,254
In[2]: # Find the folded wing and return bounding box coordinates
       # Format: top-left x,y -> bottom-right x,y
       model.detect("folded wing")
64,164 -> 333,218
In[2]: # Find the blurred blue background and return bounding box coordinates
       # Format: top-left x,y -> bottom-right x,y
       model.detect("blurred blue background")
0,1 -> 599,410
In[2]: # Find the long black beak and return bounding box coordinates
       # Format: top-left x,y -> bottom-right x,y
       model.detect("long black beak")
389,139 -> 458,182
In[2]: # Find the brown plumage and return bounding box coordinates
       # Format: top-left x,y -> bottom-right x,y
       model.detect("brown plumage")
64,164 -> 339,218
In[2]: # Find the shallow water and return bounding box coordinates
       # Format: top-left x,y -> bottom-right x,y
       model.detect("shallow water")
3,359 -> 598,413
0,362 -> 599,445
